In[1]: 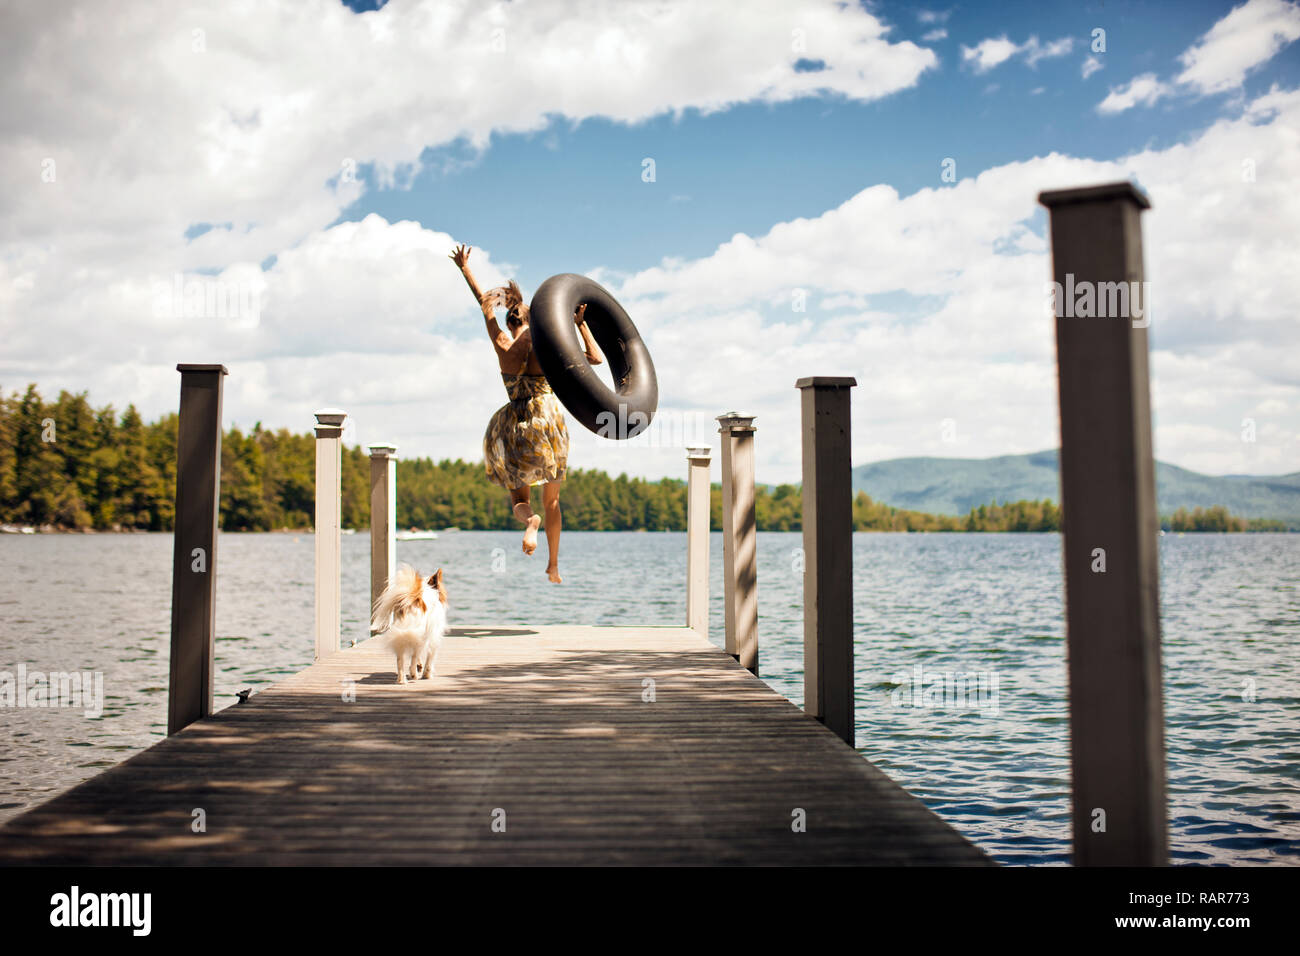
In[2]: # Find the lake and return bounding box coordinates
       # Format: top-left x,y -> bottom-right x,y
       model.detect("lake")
1,530 -> 1296,865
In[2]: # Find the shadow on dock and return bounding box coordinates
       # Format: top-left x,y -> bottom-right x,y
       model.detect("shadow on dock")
0,625 -> 991,866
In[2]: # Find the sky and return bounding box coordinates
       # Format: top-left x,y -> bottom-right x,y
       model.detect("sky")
2,0 -> 1298,484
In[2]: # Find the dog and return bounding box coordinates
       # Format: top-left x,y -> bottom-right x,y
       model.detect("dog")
370,565 -> 447,684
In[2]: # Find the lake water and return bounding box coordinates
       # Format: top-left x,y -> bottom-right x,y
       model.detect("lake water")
1,530 -> 1297,865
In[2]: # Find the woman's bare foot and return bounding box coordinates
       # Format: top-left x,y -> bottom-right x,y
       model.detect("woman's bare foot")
546,563 -> 562,583
522,514 -> 541,554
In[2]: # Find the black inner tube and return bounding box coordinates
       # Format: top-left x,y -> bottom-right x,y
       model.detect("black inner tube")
529,274 -> 658,439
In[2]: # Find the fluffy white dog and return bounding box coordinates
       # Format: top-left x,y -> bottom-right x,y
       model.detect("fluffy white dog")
370,565 -> 447,684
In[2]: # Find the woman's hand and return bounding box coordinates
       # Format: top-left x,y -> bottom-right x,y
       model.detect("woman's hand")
447,244 -> 488,312
573,303 -> 603,365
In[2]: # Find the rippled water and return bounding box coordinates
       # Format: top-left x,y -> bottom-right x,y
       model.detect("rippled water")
1,531 -> 1296,864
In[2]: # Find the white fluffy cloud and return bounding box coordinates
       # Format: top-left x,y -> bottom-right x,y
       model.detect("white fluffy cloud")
1097,73 -> 1175,114
1177,0 -> 1300,93
0,0 -> 939,478
227,82 -> 1293,483
960,35 -> 1073,74
1100,0 -> 1300,112
0,0 -> 936,292
605,87 -> 1300,480
2,0 -> 1298,490
961,37 -> 1021,73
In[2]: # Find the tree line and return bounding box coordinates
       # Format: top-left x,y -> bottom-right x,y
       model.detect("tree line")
0,385 -> 1285,533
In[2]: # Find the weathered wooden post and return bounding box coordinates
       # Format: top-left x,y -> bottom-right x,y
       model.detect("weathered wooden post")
685,444 -> 711,634
1039,181 -> 1167,866
368,443 -> 398,622
797,377 -> 857,746
717,413 -> 758,674
168,364 -> 227,736
314,409 -> 347,661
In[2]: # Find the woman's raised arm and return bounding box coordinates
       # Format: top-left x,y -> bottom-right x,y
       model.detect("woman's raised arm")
450,244 -> 489,309
451,244 -> 511,350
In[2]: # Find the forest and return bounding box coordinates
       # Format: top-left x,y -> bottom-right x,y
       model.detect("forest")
0,385 -> 1285,533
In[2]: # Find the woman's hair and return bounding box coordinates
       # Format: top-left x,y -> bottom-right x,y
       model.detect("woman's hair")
504,280 -> 529,326
488,280 -> 530,327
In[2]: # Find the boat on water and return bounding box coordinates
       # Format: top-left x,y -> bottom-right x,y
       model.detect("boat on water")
396,530 -> 439,541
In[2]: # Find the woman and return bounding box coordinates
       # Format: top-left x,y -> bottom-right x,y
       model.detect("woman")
450,244 -> 602,583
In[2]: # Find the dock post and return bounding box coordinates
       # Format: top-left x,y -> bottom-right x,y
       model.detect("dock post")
717,413 -> 758,675
1039,182 -> 1167,866
796,377 -> 857,746
168,364 -> 227,736
368,443 -> 398,621
685,444 -> 712,635
314,409 -> 347,661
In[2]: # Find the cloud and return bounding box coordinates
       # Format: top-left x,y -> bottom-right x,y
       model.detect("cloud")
0,0 -> 939,473
1097,74 -> 1174,114
1099,0 -> 1300,113
14,82 -> 1298,481
922,29 -> 948,42
607,86 -> 1300,479
917,10 -> 951,24
0,0 -> 936,284
961,35 -> 1073,74
1023,36 -> 1074,67
3,1 -> 1298,485
1177,0 -> 1300,94
1081,55 -> 1104,80
961,36 -> 1020,73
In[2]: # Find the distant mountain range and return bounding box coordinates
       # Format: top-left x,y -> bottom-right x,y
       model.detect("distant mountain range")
851,450 -> 1300,528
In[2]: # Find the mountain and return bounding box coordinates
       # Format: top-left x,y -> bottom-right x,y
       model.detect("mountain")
851,450 -> 1300,527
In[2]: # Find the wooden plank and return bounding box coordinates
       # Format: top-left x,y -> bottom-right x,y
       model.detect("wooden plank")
1039,181 -> 1168,866
0,625 -> 988,865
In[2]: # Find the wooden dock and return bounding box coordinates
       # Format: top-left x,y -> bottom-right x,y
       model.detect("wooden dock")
0,625 -> 989,866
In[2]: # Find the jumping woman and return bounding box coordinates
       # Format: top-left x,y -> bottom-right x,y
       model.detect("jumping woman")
450,244 -> 602,583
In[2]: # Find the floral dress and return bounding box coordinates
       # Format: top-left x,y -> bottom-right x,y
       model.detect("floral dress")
483,344 -> 569,489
